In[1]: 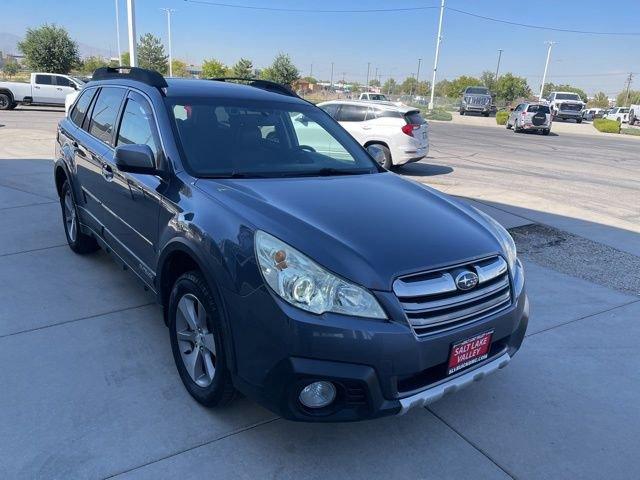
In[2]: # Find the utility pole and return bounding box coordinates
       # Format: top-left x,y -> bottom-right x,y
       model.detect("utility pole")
624,72 -> 633,105
160,8 -> 175,76
411,58 -> 423,97
126,0 -> 137,67
342,72 -> 346,85
115,0 -> 122,66
374,67 -> 378,85
310,63 -> 313,78
538,41 -> 556,101
366,62 -> 371,88
330,62 -> 334,88
429,0 -> 445,110
494,49 -> 503,83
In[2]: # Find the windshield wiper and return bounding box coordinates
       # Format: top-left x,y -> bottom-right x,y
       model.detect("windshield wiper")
298,168 -> 374,177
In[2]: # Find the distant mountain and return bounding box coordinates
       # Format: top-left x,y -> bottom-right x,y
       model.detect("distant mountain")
0,31 -> 112,59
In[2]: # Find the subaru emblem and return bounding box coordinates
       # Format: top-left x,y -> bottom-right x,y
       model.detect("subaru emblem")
455,271 -> 479,291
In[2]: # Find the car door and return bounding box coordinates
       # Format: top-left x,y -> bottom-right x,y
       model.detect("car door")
76,86 -> 127,236
32,74 -> 58,103
104,90 -> 164,279
52,75 -> 78,106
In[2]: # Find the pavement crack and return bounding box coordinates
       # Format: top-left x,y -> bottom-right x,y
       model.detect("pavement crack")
0,181 -> 57,201
426,407 -> 517,480
0,243 -> 68,258
104,416 -> 281,479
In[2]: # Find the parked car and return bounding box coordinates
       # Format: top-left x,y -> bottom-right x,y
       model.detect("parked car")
506,102 -> 552,135
56,67 -> 528,422
546,92 -> 584,122
0,72 -> 84,110
629,105 -> 640,125
582,108 -> 604,121
459,86 -> 493,117
317,100 -> 428,168
359,92 -> 390,102
603,107 -> 630,123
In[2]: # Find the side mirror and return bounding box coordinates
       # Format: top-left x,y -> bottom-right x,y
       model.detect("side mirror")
114,144 -> 157,175
366,145 -> 386,167
509,107 -> 514,112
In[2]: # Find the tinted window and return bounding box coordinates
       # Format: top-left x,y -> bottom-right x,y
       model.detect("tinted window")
167,98 -> 378,177
527,105 -> 550,113
337,105 -> 367,122
320,103 -> 339,118
367,94 -> 387,101
89,88 -> 126,146
35,75 -> 54,85
116,96 -> 159,159
405,111 -> 426,124
465,87 -> 490,95
376,110 -> 402,119
55,76 -> 72,87
70,88 -> 96,127
556,93 -> 581,101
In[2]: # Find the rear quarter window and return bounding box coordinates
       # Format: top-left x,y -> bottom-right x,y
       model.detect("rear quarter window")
405,111 -> 426,124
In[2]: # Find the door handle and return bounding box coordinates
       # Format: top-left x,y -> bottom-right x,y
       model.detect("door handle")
34,86 -> 40,89
56,87 -> 63,91
101,163 -> 114,182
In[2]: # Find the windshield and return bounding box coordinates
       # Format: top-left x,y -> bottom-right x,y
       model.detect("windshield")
466,87 -> 490,95
368,94 -> 387,100
556,93 -> 581,101
166,97 -> 379,178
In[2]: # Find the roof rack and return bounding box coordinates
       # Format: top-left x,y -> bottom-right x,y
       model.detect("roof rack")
208,77 -> 299,98
92,66 -> 168,90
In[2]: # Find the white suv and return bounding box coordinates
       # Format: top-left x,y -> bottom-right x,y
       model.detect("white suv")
316,100 -> 429,168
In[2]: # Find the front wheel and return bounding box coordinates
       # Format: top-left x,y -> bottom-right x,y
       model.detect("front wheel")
0,93 -> 12,110
542,129 -> 550,135
169,271 -> 235,407
576,118 -> 582,124
506,121 -> 512,130
60,180 -> 99,254
459,109 -> 465,115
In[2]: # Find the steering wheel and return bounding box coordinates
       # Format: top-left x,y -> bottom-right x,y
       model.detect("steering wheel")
298,145 -> 316,153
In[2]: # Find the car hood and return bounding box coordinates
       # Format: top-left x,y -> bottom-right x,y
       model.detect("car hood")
195,173 -> 503,291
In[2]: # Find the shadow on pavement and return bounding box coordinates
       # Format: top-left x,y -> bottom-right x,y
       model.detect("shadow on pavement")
396,162 -> 453,176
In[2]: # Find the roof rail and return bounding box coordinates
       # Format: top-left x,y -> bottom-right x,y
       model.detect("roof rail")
92,66 -> 168,90
208,77 -> 299,98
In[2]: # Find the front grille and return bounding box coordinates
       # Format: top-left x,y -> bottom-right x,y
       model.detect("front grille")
393,256 -> 512,336
465,96 -> 490,105
560,103 -> 581,112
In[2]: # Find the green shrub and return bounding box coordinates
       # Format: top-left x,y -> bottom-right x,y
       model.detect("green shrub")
423,109 -> 452,121
621,127 -> 640,136
496,111 -> 509,125
593,118 -> 621,134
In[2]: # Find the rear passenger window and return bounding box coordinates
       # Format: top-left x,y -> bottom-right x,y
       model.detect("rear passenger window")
89,88 -> 126,146
527,105 -> 550,113
337,105 -> 367,122
116,96 -> 159,160
35,75 -> 54,85
70,88 -> 96,127
55,76 -> 72,87
320,103 -> 339,118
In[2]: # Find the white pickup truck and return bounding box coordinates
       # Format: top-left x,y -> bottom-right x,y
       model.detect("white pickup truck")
0,73 -> 85,110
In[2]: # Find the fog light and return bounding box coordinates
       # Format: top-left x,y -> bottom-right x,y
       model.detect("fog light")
299,381 -> 336,409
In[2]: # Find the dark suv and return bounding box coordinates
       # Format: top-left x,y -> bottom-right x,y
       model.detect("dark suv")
55,67 -> 529,422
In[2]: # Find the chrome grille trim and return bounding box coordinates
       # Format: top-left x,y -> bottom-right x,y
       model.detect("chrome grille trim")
394,255 -> 512,336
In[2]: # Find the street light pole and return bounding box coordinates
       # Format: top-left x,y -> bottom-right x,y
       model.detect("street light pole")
366,62 -> 371,89
429,0 -> 445,110
115,0 -> 122,66
494,49 -> 503,83
538,41 -> 556,101
330,62 -> 334,88
160,8 -> 175,76
126,0 -> 137,67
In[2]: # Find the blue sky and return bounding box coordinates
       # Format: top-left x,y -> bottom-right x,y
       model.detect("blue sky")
2,0 -> 639,95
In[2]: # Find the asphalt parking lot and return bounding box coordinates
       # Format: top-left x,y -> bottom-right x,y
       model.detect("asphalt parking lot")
1,106 -> 639,479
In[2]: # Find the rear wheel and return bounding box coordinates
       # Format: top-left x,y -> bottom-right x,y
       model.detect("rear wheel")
482,112 -> 490,117
506,121 -> 512,130
169,271 -> 235,407
459,109 -> 465,115
542,129 -> 550,135
0,93 -> 12,110
576,118 -> 582,124
60,180 -> 99,254
370,144 -> 392,169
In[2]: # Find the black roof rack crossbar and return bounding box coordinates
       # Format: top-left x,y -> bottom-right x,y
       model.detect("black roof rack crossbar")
92,66 -> 168,89
208,77 -> 299,98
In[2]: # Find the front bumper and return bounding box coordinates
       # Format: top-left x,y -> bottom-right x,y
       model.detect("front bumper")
462,104 -> 491,113
226,262 -> 529,422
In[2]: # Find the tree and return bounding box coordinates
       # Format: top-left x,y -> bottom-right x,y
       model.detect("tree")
588,92 -> 610,109
171,59 -> 189,77
201,58 -> 228,78
301,76 -> 318,84
368,78 -> 381,87
18,24 -> 79,73
80,56 -> 109,75
494,73 -> 531,102
231,58 -> 254,78
260,53 -> 299,86
382,78 -> 398,95
137,33 -> 168,74
480,71 -> 496,91
542,82 -> 588,102
434,79 -> 452,97
616,89 -> 640,107
400,77 -> 418,94
120,52 -> 130,66
2,60 -> 20,79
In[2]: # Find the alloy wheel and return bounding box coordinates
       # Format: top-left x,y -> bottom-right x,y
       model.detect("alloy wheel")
63,189 -> 77,242
175,293 -> 217,387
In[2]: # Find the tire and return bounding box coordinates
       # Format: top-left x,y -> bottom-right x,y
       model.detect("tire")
60,180 -> 99,254
576,118 -> 582,124
0,93 -> 12,110
506,121 -> 512,130
169,271 -> 235,408
542,129 -> 550,135
482,112 -> 490,117
459,109 -> 465,115
370,144 -> 392,169
513,119 -> 521,133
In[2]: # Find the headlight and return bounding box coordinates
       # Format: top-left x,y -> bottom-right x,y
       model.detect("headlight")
472,208 -> 517,272
255,231 -> 387,319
